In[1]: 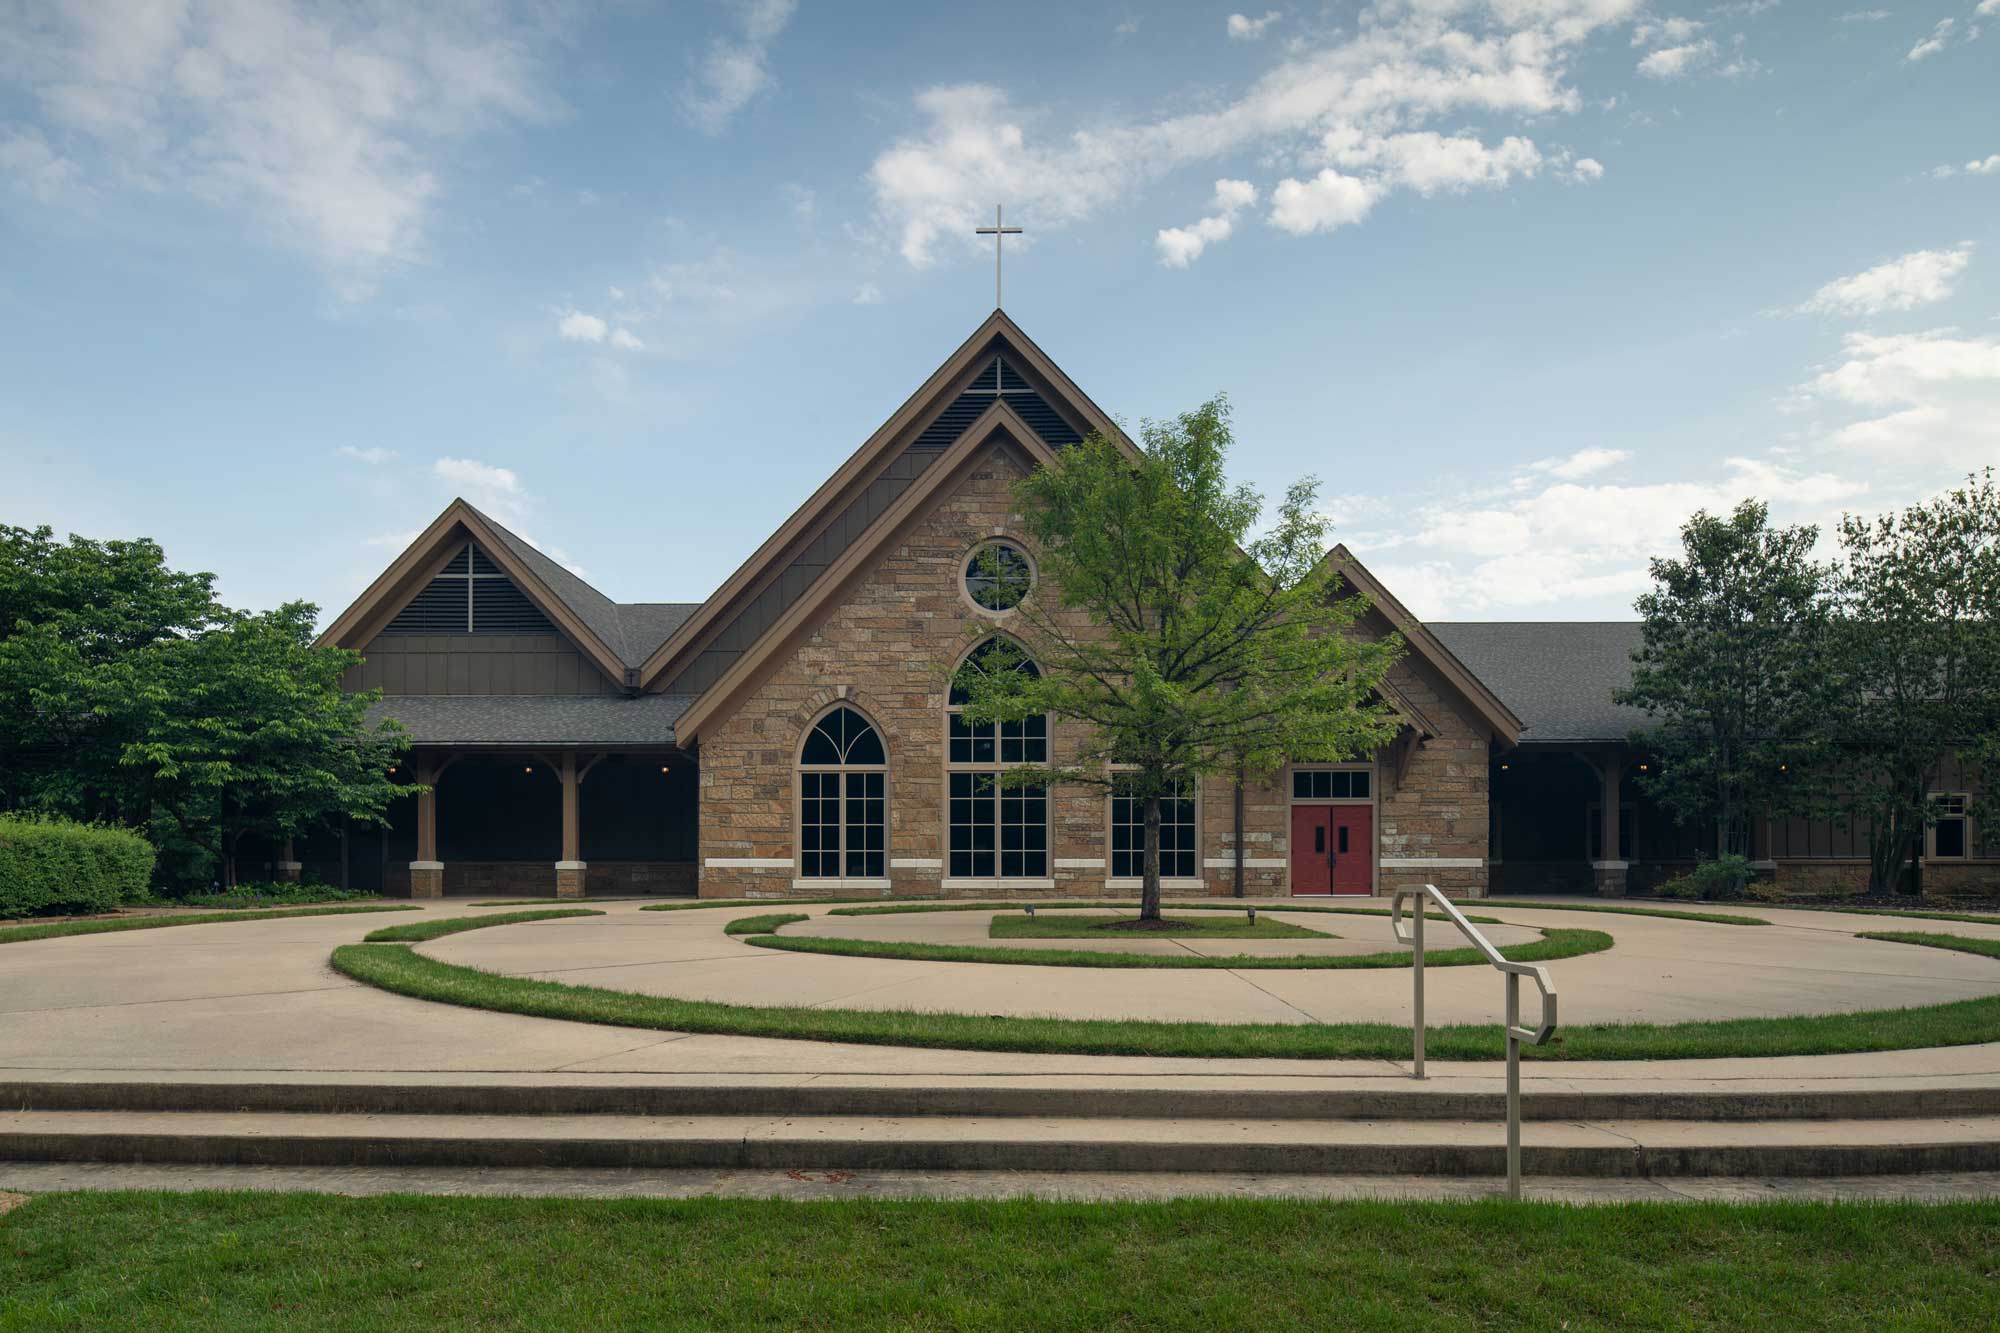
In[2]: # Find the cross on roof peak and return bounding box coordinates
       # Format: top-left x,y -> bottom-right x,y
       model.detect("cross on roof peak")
974,205 -> 1023,308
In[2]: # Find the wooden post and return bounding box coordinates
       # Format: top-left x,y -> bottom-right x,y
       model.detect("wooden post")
1594,751 -> 1627,897
556,752 -> 587,899
411,758 -> 444,899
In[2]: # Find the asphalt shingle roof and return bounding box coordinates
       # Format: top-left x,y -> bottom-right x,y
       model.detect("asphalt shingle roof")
366,694 -> 695,747
464,505 -> 700,669
1427,622 -> 1651,744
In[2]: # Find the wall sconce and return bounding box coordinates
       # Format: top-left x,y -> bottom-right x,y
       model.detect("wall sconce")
1499,763 -> 1510,772
1024,904 -> 1035,917
1638,763 -> 1650,773
523,766 -> 534,775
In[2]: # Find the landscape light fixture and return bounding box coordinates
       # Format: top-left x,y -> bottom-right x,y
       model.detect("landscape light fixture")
1025,904 -> 1035,917
1247,906 -> 1257,925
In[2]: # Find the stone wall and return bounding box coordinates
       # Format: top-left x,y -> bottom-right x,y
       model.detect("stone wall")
695,443 -> 1495,899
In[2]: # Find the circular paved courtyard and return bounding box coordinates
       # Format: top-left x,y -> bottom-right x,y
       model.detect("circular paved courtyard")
422,900 -> 2000,1028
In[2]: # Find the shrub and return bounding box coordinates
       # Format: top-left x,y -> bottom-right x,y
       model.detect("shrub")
172,882 -> 372,909
0,816 -> 156,918
1653,854 -> 1757,902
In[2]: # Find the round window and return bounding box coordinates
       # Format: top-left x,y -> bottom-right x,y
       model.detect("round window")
964,542 -> 1032,612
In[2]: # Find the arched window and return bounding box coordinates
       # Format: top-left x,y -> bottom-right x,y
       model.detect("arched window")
947,640 -> 1048,879
798,706 -> 886,880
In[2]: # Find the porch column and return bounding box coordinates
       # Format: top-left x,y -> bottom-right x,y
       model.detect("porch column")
410,759 -> 444,899
277,837 -> 302,884
556,752 -> 588,899
1593,752 -> 1627,898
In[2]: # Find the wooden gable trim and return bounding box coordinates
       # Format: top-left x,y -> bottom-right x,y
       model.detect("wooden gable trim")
636,310 -> 1132,691
315,500 -> 631,690
1374,673 -> 1440,741
1327,544 -> 1523,746
670,400 -> 1061,747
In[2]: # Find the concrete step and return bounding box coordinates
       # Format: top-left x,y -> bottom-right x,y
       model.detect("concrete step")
5,1077 -> 1999,1123
5,1110 -> 2000,1177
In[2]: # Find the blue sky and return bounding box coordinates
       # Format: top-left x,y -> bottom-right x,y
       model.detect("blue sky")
2,0 -> 1995,622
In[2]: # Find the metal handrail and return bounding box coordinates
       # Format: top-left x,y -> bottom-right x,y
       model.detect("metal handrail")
1392,884 -> 1558,1200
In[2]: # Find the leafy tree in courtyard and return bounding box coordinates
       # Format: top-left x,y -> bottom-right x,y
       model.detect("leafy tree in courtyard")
121,602 -> 416,887
953,397 -> 1402,923
1618,501 -> 1840,866
1831,470 -> 2000,895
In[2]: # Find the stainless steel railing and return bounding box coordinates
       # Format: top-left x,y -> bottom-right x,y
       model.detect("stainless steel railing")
1391,884 -> 1558,1200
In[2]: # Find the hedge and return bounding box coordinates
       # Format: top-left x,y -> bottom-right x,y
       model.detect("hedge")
0,816 -> 157,918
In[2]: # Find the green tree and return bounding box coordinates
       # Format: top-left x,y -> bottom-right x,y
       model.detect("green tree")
0,525 -> 222,822
953,397 -> 1401,923
1618,501 -> 1839,864
1832,470 -> 2000,895
120,602 -> 416,886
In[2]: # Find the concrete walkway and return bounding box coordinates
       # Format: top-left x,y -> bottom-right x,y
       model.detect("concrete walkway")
0,897 -> 1996,1097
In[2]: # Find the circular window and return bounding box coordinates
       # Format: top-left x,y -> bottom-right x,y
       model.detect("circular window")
964,542 -> 1032,612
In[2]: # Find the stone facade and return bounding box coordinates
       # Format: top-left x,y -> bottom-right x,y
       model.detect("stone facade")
695,442 -> 1497,900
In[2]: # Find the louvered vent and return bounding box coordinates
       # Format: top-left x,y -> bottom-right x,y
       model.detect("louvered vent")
910,354 -> 1082,451
381,543 -> 556,635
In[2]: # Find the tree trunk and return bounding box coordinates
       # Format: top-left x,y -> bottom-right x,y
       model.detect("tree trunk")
1140,793 -> 1163,923
1232,766 -> 1246,899
223,831 -> 241,888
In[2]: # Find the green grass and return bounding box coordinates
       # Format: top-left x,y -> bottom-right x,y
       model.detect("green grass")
0,903 -> 417,945
1479,900 -> 1771,926
1858,931 -> 2000,961
330,935 -> 2000,1061
158,884 -> 380,910
991,911 -> 1332,940
2,1192 -> 1995,1331
640,897 -> 895,912
464,898 -> 654,907
827,900 -> 1506,924
723,912 -> 810,935
739,926 -> 1611,971
360,909 -> 602,943
1822,906 -> 2000,926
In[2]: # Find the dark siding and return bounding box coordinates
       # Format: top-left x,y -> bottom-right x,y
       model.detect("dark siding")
343,633 -> 620,696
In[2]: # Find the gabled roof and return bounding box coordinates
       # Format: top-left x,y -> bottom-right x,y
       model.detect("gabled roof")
1427,622 -> 1648,744
315,499 -> 700,681
636,309 -> 1135,694
1325,545 -> 1524,746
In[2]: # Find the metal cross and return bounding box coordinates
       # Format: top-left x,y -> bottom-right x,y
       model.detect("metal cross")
975,205 -> 1022,308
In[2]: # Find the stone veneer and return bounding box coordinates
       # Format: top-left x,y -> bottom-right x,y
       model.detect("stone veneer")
695,443 -> 1497,900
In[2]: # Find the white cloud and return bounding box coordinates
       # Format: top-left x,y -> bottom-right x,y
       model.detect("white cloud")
558,310 -> 609,343
608,328 -> 645,351
1155,178 -> 1259,267
434,456 -> 522,504
1269,171 -> 1385,235
1318,128 -> 1544,194
1964,154 -> 2000,175
0,1 -> 556,283
853,281 -> 884,304
0,127 -> 82,202
1632,17 -> 1705,45
1532,447 -> 1628,479
1227,11 -> 1282,40
1637,38 -> 1718,78
683,0 -> 798,133
1836,8 -> 1891,19
1907,18 -> 1954,60
1801,329 -> 2000,467
1565,155 -> 1606,183
1982,0 -> 2000,16
865,3 -> 1640,267
1798,245 -> 1974,316
336,446 -> 396,465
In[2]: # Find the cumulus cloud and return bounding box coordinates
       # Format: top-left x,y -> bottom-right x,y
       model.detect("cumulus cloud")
557,309 -> 645,350
608,328 -> 645,351
0,1 -> 556,284
1836,9 -> 1891,19
1226,11 -> 1282,40
336,446 -> 396,465
865,2 -> 1640,267
1801,329 -> 2000,467
1637,38 -> 1718,78
1631,17 -> 1705,45
1155,178 -> 1258,267
1532,447 -> 1629,479
1907,18 -> 1954,60
1797,245 -> 1974,316
683,0 -> 798,133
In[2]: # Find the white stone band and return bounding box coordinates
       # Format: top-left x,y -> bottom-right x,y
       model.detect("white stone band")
704,858 -> 792,869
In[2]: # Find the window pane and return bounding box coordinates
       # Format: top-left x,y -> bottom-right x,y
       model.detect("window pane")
1936,817 -> 1967,859
1351,771 -> 1370,799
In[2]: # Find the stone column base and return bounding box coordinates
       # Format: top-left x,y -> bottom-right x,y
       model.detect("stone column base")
276,861 -> 303,884
409,861 -> 445,899
1592,860 -> 1629,898
556,861 -> 589,899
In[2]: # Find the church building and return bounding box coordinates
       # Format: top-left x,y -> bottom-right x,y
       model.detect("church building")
312,312 -> 1996,901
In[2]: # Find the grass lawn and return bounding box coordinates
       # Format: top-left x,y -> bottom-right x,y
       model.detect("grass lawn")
331,926 -> 2000,1061
2,1191 -> 1994,1330
828,900 -> 1508,924
0,904 -> 416,946
360,909 -> 602,943
1859,931 -> 2000,960
991,911 -> 1332,940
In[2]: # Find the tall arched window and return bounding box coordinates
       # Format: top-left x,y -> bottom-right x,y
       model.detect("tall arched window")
947,640 -> 1048,879
798,706 -> 887,880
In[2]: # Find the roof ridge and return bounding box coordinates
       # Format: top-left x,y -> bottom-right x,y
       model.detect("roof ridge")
460,502 -> 633,663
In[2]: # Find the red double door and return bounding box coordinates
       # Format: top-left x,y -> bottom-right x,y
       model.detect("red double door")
1289,804 -> 1374,895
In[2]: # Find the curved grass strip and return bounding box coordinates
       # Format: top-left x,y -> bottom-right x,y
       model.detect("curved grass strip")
990,913 -> 1332,941
0,903 -> 416,945
827,901 -> 1505,925
641,897 -> 897,912
724,913 -> 810,936
1825,907 -> 2000,927
1857,931 -> 2000,961
330,942 -> 2000,1062
1478,900 -> 1770,926
737,926 -> 1611,971
362,909 -> 602,943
